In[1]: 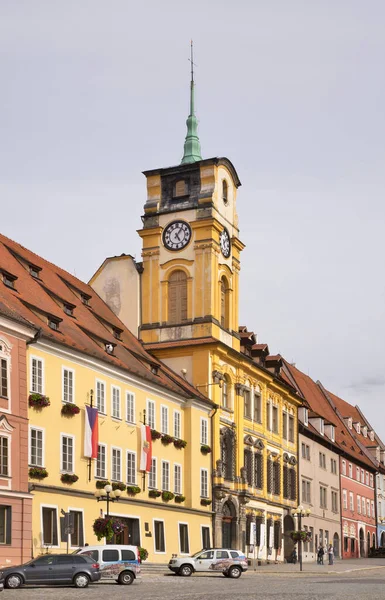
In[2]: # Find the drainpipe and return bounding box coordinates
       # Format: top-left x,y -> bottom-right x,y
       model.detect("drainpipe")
210,404 -> 218,547
374,472 -> 379,549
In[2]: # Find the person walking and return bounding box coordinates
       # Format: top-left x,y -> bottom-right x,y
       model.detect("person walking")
317,545 -> 324,565
328,544 -> 334,565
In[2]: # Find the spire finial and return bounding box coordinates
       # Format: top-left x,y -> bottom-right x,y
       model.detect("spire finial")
181,40 -> 202,165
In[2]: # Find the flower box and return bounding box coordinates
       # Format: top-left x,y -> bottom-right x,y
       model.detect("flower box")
148,489 -> 161,498
29,466 -> 48,479
112,482 -> 126,492
127,485 -> 141,496
290,530 -> 312,543
200,498 -> 212,507
161,434 -> 173,445
161,491 -> 175,502
28,393 -> 50,409
173,438 -> 187,449
61,403 -> 80,416
93,517 -> 126,542
61,473 -> 79,484
151,429 -> 162,441
95,479 -> 110,489
200,444 -> 212,455
175,495 -> 185,503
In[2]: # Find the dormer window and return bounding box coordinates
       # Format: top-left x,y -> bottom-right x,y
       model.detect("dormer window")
362,426 -> 367,438
81,294 -> 91,306
113,329 -> 122,340
303,408 -> 308,426
151,365 -> 159,376
105,343 -> 114,355
356,422 -> 361,434
222,180 -> 228,204
370,431 -> 375,441
29,265 -> 41,278
2,272 -> 16,289
174,180 -> 187,198
63,304 -> 74,317
319,419 -> 324,435
48,318 -> 60,331
330,425 -> 335,442
348,417 -> 352,429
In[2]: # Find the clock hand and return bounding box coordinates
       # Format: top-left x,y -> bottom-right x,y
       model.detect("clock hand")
175,228 -> 181,241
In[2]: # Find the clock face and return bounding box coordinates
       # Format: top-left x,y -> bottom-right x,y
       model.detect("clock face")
163,220 -> 192,251
220,228 -> 231,258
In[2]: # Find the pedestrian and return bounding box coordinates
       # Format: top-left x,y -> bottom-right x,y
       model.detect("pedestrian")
317,545 -> 324,565
328,544 -> 334,565
291,548 -> 297,564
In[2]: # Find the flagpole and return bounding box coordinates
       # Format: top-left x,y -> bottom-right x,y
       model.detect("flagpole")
88,390 -> 93,482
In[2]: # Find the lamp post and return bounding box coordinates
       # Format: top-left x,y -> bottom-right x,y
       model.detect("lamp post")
291,505 -> 311,572
94,484 -> 122,517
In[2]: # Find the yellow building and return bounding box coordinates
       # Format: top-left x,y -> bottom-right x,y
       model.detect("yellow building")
0,233 -> 214,563
91,66 -> 303,561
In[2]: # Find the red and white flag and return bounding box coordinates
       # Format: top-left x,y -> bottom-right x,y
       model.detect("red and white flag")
140,424 -> 152,472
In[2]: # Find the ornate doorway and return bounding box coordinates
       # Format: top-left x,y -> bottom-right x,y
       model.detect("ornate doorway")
283,515 -> 295,561
359,528 -> 365,557
222,501 -> 236,549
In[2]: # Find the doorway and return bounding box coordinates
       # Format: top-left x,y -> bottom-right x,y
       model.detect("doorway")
109,517 -> 140,546
359,528 -> 365,557
333,533 -> 339,558
283,515 -> 295,561
221,501 -> 236,549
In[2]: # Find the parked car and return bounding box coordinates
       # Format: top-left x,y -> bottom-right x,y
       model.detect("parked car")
75,544 -> 140,585
1,553 -> 100,589
168,548 -> 248,578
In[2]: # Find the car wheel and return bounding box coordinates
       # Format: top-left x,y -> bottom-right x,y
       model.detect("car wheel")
73,573 -> 89,588
179,564 -> 193,576
5,574 -> 22,589
228,566 -> 242,579
118,570 -> 134,585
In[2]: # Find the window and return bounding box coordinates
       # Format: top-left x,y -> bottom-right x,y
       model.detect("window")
48,318 -> 59,331
29,265 -> 40,278
341,460 -> 346,475
370,474 -> 374,487
201,468 -> 208,497
362,498 -> 366,515
320,486 -> 327,509
356,466 -> 360,480
244,389 -> 252,419
255,453 -> 263,489
179,523 -> 189,554
201,526 -> 210,549
220,277 -> 229,328
111,386 -> 121,419
126,392 -> 135,423
200,418 -> 208,446
168,270 -> 187,324
174,464 -> 182,495
319,419 -> 324,435
331,458 -> 337,474
30,428 -> 44,466
70,511 -> 84,547
357,496 -> 361,513
348,463 -> 352,478
371,500 -> 375,516
96,445 -> 106,479
154,520 -> 165,552
31,357 -> 43,393
349,492 -> 354,511
161,406 -> 168,435
174,411 -> 181,439
301,443 -> 310,460
112,448 -> 121,481
309,526 -> 314,553
254,392 -> 262,423
0,437 -> 8,476
161,461 -> 170,491
272,461 -> 280,495
222,376 -> 229,409
96,380 -> 105,414
62,368 -> 74,403
0,506 -> 11,544
272,406 -> 278,433
319,452 -> 326,469
343,489 -> 347,510
63,304 -> 73,316
288,415 -> 295,442
147,400 -> 155,429
149,458 -> 157,489
367,499 -> 370,517
222,180 -> 228,203
366,472 -> 369,486
332,490 -> 338,513
103,549 -> 119,561
42,507 -> 58,545
174,180 -> 187,197
266,401 -> 271,430
126,451 -> 136,484
302,479 -> 311,504
61,435 -> 74,472
361,469 -> 365,483
0,359 -> 8,398
283,412 -> 288,440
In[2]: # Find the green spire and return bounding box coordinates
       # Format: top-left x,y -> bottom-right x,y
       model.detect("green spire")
181,41 -> 202,164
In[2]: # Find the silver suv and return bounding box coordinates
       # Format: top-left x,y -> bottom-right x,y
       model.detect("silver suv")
168,548 -> 248,578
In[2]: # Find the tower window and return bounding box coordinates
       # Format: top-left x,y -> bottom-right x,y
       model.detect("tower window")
222,180 -> 228,204
168,270 -> 187,324
220,277 -> 229,329
174,180 -> 187,198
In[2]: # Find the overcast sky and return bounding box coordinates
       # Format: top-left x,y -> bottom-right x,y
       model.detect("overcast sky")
1,1 -> 384,438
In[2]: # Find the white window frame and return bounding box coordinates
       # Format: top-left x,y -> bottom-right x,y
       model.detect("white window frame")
174,463 -> 182,495
200,417 -> 208,445
126,392 -> 135,424
161,405 -> 169,435
40,504 -> 59,548
111,385 -> 121,419
29,426 -> 45,467
62,367 -> 75,404
147,399 -> 156,430
95,443 -> 107,480
200,468 -> 208,498
357,495 -> 361,513
161,460 -> 170,491
30,355 -> 44,394
95,379 -> 106,414
343,489 -> 347,510
348,463 -> 352,478
60,433 -> 75,473
349,492 -> 354,511
153,518 -> 166,554
126,450 -> 137,485
0,433 -> 11,479
178,521 -> 190,555
341,460 -> 346,475
111,446 -> 122,482
149,457 -> 157,489
173,410 -> 181,439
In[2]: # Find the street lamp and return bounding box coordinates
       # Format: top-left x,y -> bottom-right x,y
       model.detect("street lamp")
291,505 -> 311,572
94,484 -> 122,517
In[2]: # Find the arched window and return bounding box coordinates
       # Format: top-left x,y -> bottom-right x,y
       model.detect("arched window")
220,277 -> 229,329
168,270 -> 187,324
222,180 -> 228,204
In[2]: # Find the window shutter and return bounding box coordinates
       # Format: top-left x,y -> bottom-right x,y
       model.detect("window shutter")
267,458 -> 272,493
283,465 -> 289,499
255,453 -> 263,489
273,461 -> 280,495
60,517 -> 66,543
290,469 -> 297,501
220,280 -> 226,327
168,271 -> 187,324
5,507 -> 11,545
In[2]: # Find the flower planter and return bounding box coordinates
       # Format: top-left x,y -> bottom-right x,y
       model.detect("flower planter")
161,434 -> 173,445
151,429 -> 162,441
174,495 -> 185,503
161,491 -> 175,502
112,482 -> 127,492
126,485 -> 141,496
200,444 -> 212,455
61,473 -> 79,484
173,439 -> 187,449
290,530 -> 312,543
61,403 -> 80,416
93,517 -> 126,542
200,498 -> 212,507
139,547 -> 148,562
29,467 -> 48,479
95,479 -> 110,489
28,393 -> 50,409
148,489 -> 161,499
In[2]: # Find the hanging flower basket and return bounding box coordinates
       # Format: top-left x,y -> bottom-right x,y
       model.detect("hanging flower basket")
61,403 -> 80,416
112,482 -> 126,492
29,466 -> 48,479
161,491 -> 175,502
151,429 -> 162,441
161,434 -> 173,445
138,547 -> 148,562
148,489 -> 161,499
29,393 -> 50,409
95,480 -> 110,489
200,498 -> 212,507
175,495 -> 185,503
61,473 -> 79,484
290,530 -> 312,543
127,485 -> 141,496
93,517 -> 126,542
173,438 -> 187,449
200,444 -> 212,455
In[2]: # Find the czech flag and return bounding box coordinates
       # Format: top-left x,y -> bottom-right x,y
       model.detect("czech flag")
140,424 -> 152,472
84,406 -> 99,458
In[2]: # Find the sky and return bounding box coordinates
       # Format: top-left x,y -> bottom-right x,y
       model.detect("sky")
1,1 -> 385,437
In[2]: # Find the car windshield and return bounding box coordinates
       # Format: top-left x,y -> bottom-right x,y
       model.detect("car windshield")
71,549 -> 81,554
191,551 -> 203,558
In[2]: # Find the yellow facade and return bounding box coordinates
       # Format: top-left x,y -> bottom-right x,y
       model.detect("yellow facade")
27,342 -> 212,561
